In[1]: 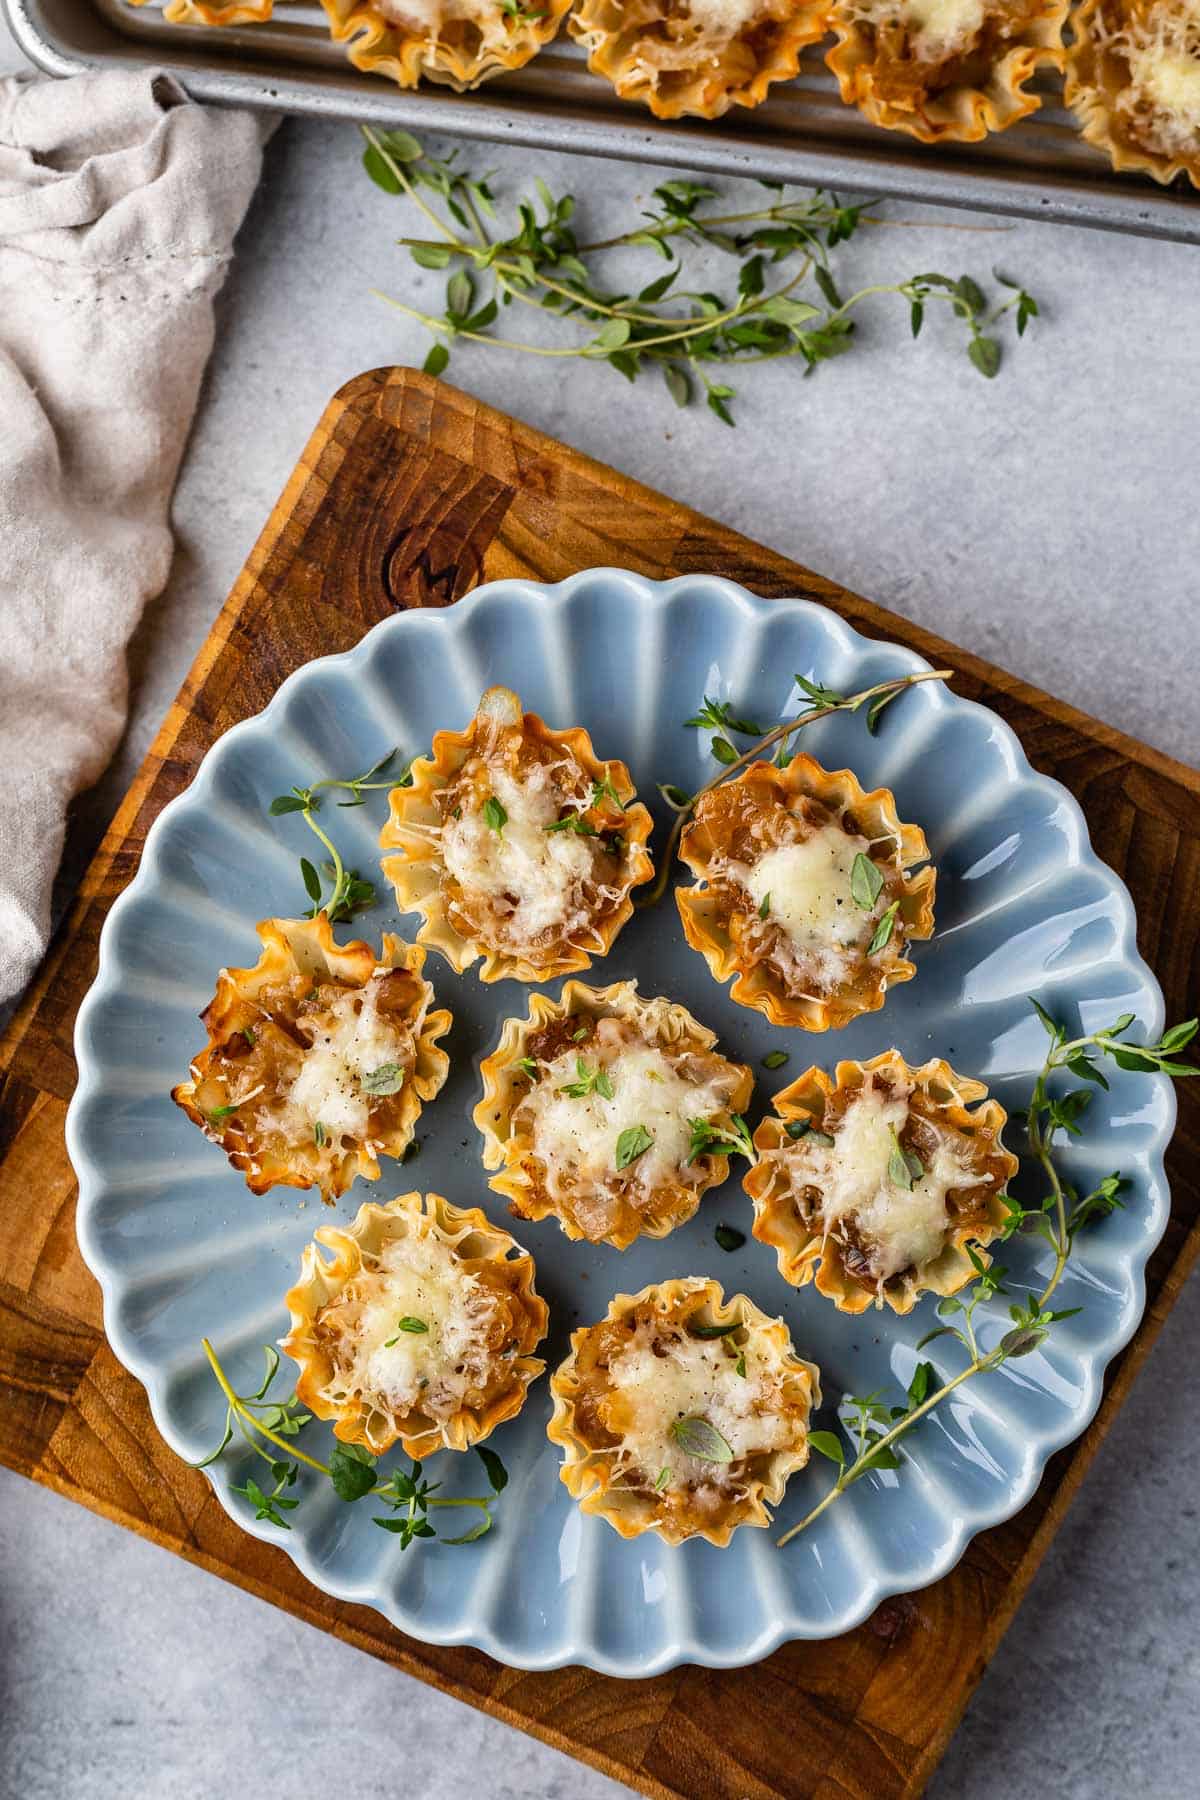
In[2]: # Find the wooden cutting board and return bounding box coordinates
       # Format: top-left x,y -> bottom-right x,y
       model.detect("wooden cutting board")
2,366 -> 1197,1800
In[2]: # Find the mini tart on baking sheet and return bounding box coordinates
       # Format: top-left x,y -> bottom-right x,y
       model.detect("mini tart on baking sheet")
1066,0 -> 1200,187
379,684 -> 654,984
825,0 -> 1067,140
547,1278 -> 821,1546
569,0 -> 831,120
319,0 -> 574,90
675,752 -> 935,1031
745,1050 -> 1018,1314
282,1192 -> 548,1456
172,914 -> 451,1205
474,979 -> 754,1250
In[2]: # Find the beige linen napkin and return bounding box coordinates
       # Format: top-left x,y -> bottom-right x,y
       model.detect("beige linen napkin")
0,69 -> 272,1005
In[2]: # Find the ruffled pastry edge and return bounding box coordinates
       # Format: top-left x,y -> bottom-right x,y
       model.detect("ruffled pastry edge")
546,1276 -> 821,1546
281,1190 -> 548,1456
379,684 -> 654,984
171,913 -> 451,1203
473,977 -> 754,1249
675,752 -> 936,1031
744,1049 -> 1019,1315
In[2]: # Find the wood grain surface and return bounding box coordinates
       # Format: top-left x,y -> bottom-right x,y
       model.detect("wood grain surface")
1,366 -> 1197,1800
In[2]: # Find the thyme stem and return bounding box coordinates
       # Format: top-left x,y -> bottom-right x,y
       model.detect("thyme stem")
638,668 -> 952,909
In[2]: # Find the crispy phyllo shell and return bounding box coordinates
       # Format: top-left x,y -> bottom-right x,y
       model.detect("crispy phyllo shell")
282,1191 -> 548,1457
547,1277 -> 820,1545
825,0 -> 1067,140
675,752 -> 935,1031
125,0 -> 274,22
570,0 -> 831,120
172,914 -> 451,1204
380,684 -> 654,984
474,978 -> 754,1250
1066,0 -> 1200,187
319,0 -> 574,90
745,1050 -> 1019,1314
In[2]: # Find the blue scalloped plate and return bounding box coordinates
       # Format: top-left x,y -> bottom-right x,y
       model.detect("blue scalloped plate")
68,572 -> 1174,1675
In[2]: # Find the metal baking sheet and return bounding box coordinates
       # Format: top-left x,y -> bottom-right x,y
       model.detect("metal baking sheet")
7,0 -> 1200,242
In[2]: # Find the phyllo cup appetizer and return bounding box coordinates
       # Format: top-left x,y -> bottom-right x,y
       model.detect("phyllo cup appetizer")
745,1051 -> 1018,1314
380,685 -> 653,984
1066,0 -> 1200,187
474,979 -> 754,1249
675,752 -> 935,1030
547,1278 -> 821,1546
825,0 -> 1067,140
282,1192 -> 548,1456
320,0 -> 574,89
172,914 -> 451,1204
569,0 -> 831,119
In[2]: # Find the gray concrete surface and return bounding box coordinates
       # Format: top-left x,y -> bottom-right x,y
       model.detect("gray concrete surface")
2,16 -> 1198,1799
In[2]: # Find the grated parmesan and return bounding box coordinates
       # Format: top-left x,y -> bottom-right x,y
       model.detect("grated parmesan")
321,1233 -> 500,1421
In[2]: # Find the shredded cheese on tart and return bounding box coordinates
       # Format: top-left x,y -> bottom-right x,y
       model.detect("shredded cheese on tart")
282,980 -> 414,1141
902,0 -> 988,54
172,916 -> 451,1204
547,1278 -> 821,1546
777,1082 -> 991,1282
283,1192 -> 548,1457
746,1052 -> 1019,1314
476,980 -> 754,1249
569,0 -> 829,121
314,1233 -> 505,1423
605,1326 -> 798,1481
440,759 -> 603,946
380,686 -> 653,985
518,1042 -> 731,1210
1067,0 -> 1200,183
676,754 -> 935,1031
741,826 -> 883,990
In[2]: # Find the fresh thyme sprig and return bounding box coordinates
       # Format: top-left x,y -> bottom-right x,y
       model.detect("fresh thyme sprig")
268,749 -> 411,922
361,128 -> 1041,426
777,1005 -> 1198,1548
198,1339 -> 506,1547
639,667 -> 952,908
687,1113 -> 755,1164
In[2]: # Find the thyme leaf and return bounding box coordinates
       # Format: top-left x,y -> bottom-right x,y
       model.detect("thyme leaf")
669,1416 -> 734,1463
615,1123 -> 655,1170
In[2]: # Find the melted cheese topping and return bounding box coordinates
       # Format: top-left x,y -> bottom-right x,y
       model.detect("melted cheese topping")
1136,44 -> 1200,112
786,1086 -> 992,1280
323,1235 -> 500,1421
604,1326 -> 795,1489
518,1043 -> 731,1200
903,0 -> 986,53
684,0 -> 764,34
741,827 -> 882,987
282,980 -> 409,1143
442,760 -> 600,946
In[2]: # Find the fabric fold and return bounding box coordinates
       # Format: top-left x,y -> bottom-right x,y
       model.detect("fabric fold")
0,69 -> 273,1004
